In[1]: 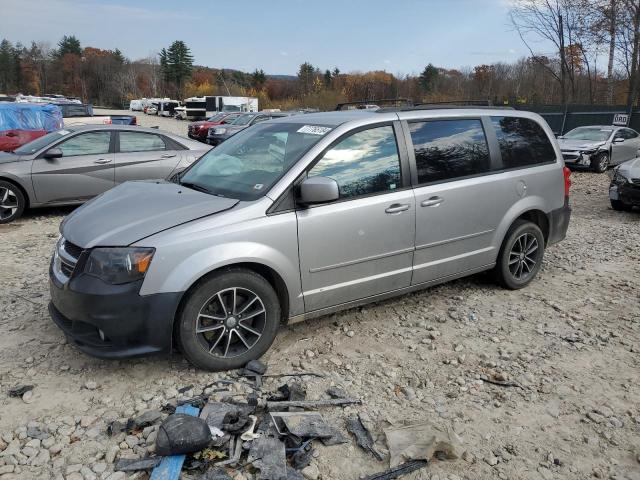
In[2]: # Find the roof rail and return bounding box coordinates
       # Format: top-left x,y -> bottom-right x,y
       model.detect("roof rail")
335,98 -> 413,111
376,104 -> 515,113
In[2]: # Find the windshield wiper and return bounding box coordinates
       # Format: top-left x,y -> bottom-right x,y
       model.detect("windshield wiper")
180,181 -> 213,195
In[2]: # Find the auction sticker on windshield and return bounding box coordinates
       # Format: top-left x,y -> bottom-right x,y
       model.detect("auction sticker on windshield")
297,125 -> 332,135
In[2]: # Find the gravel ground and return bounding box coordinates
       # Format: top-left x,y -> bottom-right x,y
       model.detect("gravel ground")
0,171 -> 639,480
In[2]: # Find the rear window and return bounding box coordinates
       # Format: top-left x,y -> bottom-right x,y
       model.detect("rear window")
491,116 -> 556,169
409,119 -> 491,184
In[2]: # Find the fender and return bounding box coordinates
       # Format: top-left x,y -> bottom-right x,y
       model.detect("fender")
0,172 -> 35,207
491,194 -> 550,255
140,241 -> 305,316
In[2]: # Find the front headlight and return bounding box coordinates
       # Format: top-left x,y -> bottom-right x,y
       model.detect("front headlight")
612,170 -> 629,185
213,127 -> 226,135
85,247 -> 155,284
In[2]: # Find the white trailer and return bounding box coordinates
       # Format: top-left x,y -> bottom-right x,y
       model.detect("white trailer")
181,96 -> 258,120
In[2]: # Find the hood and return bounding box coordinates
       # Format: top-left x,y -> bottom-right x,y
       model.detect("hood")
558,139 -> 605,151
190,120 -> 215,128
61,180 -> 239,248
0,152 -> 22,164
617,157 -> 640,176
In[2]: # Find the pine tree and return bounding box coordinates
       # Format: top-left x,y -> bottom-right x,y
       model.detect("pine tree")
55,35 -> 82,58
419,64 -> 439,93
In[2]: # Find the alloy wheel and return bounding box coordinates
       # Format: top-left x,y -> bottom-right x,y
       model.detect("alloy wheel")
0,187 -> 18,221
195,287 -> 266,358
508,233 -> 539,281
598,154 -> 609,171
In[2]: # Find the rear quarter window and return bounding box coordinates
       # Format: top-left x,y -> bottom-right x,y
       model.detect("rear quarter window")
491,116 -> 556,169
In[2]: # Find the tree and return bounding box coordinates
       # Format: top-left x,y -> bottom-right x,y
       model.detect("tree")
0,39 -> 16,92
419,63 -> 439,93
298,62 -> 316,96
112,48 -> 125,64
323,69 -> 332,87
55,35 -> 81,58
251,68 -> 266,88
510,0 -> 584,104
160,40 -> 193,96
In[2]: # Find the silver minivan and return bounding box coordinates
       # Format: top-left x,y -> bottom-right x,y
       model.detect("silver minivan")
49,108 -> 571,370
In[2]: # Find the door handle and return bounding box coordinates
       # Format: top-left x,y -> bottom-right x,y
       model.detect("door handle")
421,196 -> 443,207
6,132 -> 17,137
385,203 -> 410,214
94,158 -> 112,164
161,153 -> 176,158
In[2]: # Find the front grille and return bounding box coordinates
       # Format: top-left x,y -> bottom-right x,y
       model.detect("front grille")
63,240 -> 83,259
57,238 -> 84,280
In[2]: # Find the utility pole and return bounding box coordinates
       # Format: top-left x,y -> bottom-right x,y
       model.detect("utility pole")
559,14 -> 567,106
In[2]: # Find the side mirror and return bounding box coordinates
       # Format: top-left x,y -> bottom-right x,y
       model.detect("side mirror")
298,176 -> 339,205
44,147 -> 63,159
614,137 -> 625,143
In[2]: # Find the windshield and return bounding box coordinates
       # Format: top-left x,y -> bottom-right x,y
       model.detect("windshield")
230,114 -> 254,126
207,113 -> 225,122
221,114 -> 239,124
563,127 -> 613,142
180,122 -> 332,200
14,129 -> 72,154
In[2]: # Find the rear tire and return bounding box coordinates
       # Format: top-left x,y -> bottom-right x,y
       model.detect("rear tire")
591,152 -> 609,173
610,199 -> 633,211
494,220 -> 545,290
177,268 -> 281,371
0,180 -> 25,224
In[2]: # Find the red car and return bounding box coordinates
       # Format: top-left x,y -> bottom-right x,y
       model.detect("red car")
0,103 -> 63,152
187,112 -> 241,142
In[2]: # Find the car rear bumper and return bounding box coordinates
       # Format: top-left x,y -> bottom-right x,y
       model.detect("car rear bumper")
49,265 -> 182,359
547,199 -> 571,245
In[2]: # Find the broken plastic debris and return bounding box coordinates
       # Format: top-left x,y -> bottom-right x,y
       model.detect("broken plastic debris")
383,422 -> 463,467
155,413 -> 212,456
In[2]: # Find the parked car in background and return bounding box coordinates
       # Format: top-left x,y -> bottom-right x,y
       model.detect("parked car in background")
206,112 -> 295,146
129,100 -> 144,111
609,158 -> 640,211
0,103 -> 63,152
558,125 -> 640,173
0,125 -> 210,223
47,108 -> 570,370
54,102 -> 137,126
187,113 -> 241,142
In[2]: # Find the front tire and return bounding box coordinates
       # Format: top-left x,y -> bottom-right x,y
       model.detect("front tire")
177,269 -> 281,371
0,180 -> 25,224
591,152 -> 609,173
494,220 -> 545,290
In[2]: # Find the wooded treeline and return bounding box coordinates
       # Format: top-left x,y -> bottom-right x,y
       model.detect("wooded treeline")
2,1 -> 640,110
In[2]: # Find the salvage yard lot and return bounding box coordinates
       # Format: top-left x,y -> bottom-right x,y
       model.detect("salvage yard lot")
0,172 -> 638,479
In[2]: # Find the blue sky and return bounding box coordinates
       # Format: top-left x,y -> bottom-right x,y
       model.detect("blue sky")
2,0 -> 551,75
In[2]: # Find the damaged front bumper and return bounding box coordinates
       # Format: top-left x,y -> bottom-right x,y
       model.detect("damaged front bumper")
49,261 -> 183,359
561,149 -> 599,168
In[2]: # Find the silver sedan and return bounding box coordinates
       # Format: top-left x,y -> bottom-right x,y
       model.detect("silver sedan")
0,125 -> 210,223
558,125 -> 640,173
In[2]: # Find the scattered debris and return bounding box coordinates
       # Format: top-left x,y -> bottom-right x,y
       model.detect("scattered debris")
267,397 -> 361,411
347,414 -> 385,461
271,412 -> 335,439
8,385 -> 34,397
115,457 -> 162,472
361,460 -> 429,480
383,422 -> 463,467
248,436 -> 288,480
155,413 -> 212,456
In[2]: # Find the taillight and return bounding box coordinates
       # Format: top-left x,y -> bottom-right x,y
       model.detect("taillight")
563,166 -> 571,198
132,116 -> 137,125
103,117 -> 112,125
